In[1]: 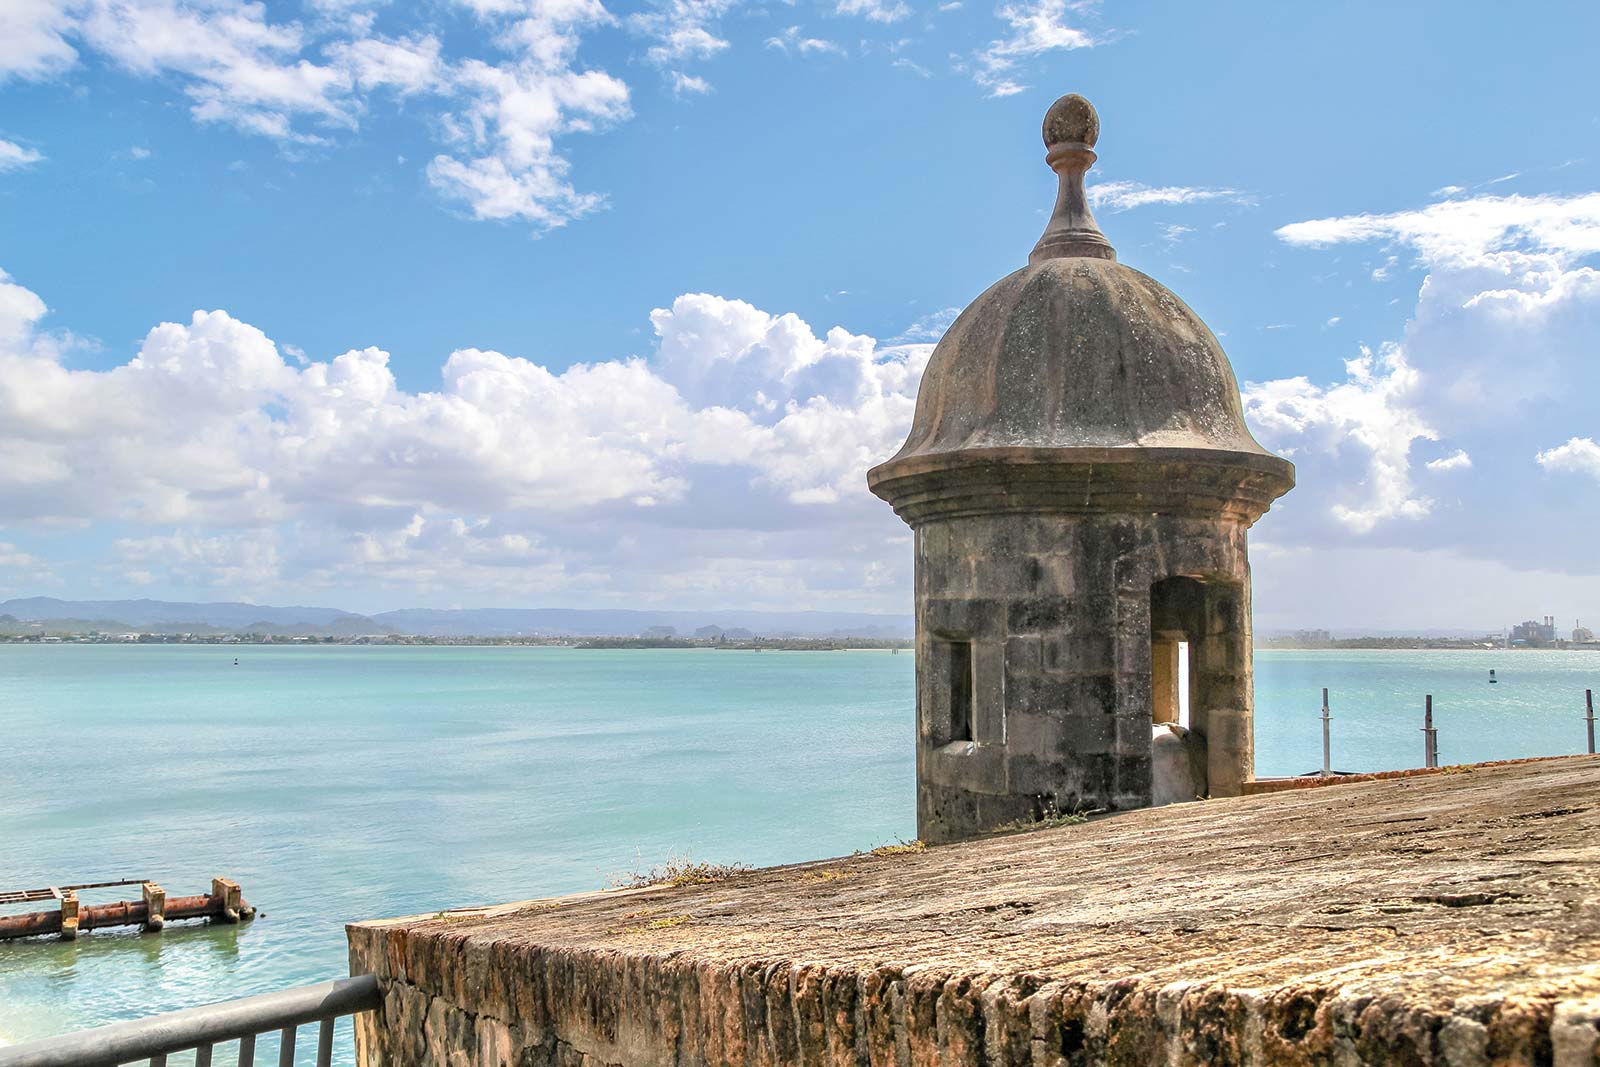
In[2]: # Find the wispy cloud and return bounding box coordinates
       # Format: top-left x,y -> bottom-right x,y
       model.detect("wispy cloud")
669,70 -> 712,94
971,0 -> 1100,96
1426,450 -> 1472,472
1087,180 -> 1255,212
835,0 -> 911,22
889,306 -> 961,344
0,138 -> 44,172
6,0 -> 646,231
765,27 -> 845,55
1275,192 -> 1600,266
70,0 -> 360,142
628,0 -> 739,96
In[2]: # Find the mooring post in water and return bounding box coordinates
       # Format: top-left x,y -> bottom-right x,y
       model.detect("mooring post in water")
213,877 -> 243,923
58,890 -> 78,941
142,882 -> 165,933
1321,688 -> 1332,776
1587,689 -> 1596,755
1422,695 -> 1438,769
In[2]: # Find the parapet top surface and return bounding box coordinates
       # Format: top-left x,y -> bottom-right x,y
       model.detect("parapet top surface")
354,757 -> 1600,1002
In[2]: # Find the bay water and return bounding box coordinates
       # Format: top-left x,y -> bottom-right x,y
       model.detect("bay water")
2,644 -> 1596,1052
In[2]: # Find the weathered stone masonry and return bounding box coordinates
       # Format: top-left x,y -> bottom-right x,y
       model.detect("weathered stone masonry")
869,95 -> 1293,841
349,758 -> 1600,1067
910,510 -> 1260,833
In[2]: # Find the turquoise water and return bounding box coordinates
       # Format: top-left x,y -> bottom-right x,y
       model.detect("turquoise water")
1,645 -> 1596,1053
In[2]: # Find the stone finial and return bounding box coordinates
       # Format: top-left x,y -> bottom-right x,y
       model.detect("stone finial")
1042,93 -> 1098,148
1029,93 -> 1116,264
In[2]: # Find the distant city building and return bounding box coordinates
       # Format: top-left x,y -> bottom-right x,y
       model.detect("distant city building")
1574,620 -> 1595,644
1510,616 -> 1557,645
1291,629 -> 1333,646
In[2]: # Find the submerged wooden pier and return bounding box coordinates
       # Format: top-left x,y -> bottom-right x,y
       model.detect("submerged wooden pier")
0,877 -> 255,941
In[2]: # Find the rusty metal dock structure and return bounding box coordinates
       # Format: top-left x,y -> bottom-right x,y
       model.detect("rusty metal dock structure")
0,877 -> 255,941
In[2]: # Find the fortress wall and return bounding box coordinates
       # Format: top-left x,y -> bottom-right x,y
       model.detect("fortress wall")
348,757 -> 1600,1067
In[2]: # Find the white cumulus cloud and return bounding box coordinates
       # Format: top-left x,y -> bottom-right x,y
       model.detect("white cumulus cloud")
428,0 -> 630,226
1536,437 -> 1600,482
1245,346 -> 1436,533
1251,186 -> 1600,583
0,267 -> 929,604
1426,449 -> 1471,472
0,0 -> 77,81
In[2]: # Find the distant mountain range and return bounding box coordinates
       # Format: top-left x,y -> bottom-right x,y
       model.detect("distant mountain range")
0,597 -> 914,639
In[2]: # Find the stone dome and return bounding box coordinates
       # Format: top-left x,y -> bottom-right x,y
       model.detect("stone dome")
868,93 -> 1292,522
884,256 -> 1275,459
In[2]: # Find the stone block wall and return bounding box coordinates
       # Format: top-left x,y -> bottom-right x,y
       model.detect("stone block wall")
345,758 -> 1600,1067
348,935 -> 1600,1067
914,511 -> 1254,843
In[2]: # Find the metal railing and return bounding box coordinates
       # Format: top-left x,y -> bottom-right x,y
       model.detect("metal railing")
0,975 -> 380,1067
1305,686 -> 1600,776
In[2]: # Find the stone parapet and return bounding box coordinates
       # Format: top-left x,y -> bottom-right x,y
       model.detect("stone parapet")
348,757 -> 1600,1067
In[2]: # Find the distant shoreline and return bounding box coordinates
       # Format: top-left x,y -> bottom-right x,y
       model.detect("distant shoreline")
0,634 -> 913,651
7,636 -> 1600,652
1260,642 -> 1600,652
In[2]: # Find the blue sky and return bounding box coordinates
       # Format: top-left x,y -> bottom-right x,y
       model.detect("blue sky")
1,0 -> 1599,630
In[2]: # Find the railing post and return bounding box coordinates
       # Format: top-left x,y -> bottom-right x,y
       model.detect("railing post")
1320,687 -> 1332,776
1587,689 -> 1596,755
1432,695 -> 1439,767
1422,694 -> 1438,769
316,1019 -> 335,1067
